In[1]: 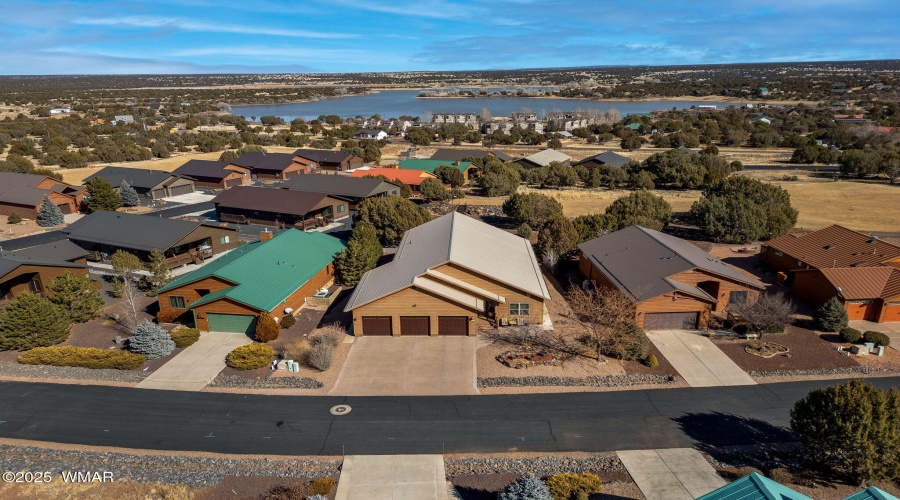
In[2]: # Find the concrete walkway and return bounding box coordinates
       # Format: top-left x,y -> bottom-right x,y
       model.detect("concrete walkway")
849,320 -> 900,349
618,448 -> 726,500
335,455 -> 450,500
330,337 -> 478,396
647,330 -> 756,387
136,332 -> 251,391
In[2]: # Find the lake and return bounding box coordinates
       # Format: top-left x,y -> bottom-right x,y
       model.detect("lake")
230,89 -> 720,121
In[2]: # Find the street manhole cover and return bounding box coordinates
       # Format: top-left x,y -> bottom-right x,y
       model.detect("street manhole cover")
330,405 -> 351,415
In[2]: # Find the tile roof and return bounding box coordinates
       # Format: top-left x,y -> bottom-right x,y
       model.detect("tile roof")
65,210 -> 226,252
696,472 -> 813,500
292,149 -> 356,164
211,186 -> 336,217
84,167 -> 183,190
0,255 -> 87,279
174,160 -> 235,180
158,229 -> 345,313
281,174 -> 399,198
519,149 -> 571,167
228,152 -> 297,171
397,159 -> 478,174
429,148 -> 513,162
0,171 -> 82,206
348,167 -> 437,186
573,151 -> 632,168
345,212 -> 550,311
765,225 -> 900,269
578,225 -> 763,303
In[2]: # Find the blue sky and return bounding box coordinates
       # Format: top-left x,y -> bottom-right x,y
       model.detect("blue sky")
1,0 -> 898,74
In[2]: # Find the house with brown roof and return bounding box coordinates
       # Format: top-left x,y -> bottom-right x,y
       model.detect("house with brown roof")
579,226 -> 764,330
761,225 -> 900,322
227,152 -> 313,180
292,149 -> 364,173
173,160 -> 249,188
211,186 -> 350,229
0,172 -> 85,220
348,167 -> 441,198
84,167 -> 195,200
0,255 -> 94,307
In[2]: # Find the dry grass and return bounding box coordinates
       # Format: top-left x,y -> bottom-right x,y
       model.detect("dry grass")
0,480 -> 199,500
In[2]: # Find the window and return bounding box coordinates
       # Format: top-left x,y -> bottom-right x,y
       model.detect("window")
196,289 -> 210,297
774,251 -> 783,257
28,278 -> 42,293
729,291 -> 748,306
847,300 -> 873,305
889,301 -> 900,306
509,303 -> 530,316
169,296 -> 186,308
338,204 -> 346,212
220,236 -> 230,244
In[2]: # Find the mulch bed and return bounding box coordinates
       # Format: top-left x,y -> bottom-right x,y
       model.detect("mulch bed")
622,344 -> 680,378
451,471 -> 634,500
198,474 -> 338,500
713,325 -> 859,372
219,365 -> 271,379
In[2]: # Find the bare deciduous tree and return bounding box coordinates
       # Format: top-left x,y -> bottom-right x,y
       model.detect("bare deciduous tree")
541,247 -> 559,273
565,285 -> 638,363
110,250 -> 144,329
731,291 -> 797,338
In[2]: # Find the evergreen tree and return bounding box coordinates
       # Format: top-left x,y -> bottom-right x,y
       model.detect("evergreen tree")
84,177 -> 122,213
119,180 -> 140,207
537,216 -> 579,258
605,190 -> 673,231
128,321 -> 175,359
814,297 -> 849,332
419,178 -> 449,200
355,195 -> 432,245
255,312 -> 280,342
47,271 -> 104,323
147,249 -> 172,290
791,379 -> 900,483
0,292 -> 72,350
36,195 -> 65,227
498,475 -> 552,500
334,222 -> 383,286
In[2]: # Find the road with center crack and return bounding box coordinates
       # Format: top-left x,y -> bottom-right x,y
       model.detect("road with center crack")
1,378 -> 898,456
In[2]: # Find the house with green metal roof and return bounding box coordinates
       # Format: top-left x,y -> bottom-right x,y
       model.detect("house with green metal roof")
842,486 -> 900,500
695,472 -> 813,500
397,158 -> 481,184
156,229 -> 346,334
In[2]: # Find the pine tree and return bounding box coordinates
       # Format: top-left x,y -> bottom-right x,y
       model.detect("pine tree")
0,292 -> 72,350
36,195 -> 65,227
255,312 -> 280,342
85,177 -> 122,213
147,249 -> 172,290
128,321 -> 175,359
47,271 -> 104,323
119,180 -> 140,207
334,222 -> 382,286
498,475 -> 552,500
814,297 -> 849,332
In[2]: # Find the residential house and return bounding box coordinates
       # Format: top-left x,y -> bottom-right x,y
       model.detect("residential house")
227,152 -> 313,180
212,186 -> 349,228
354,128 -> 389,140
429,148 -> 513,163
579,226 -> 764,330
112,115 -> 135,125
64,210 -> 238,267
173,160 -> 249,189
397,159 -> 481,184
84,167 -> 195,200
573,151 -> 632,169
556,131 -> 574,139
156,229 -> 345,333
515,149 -> 571,169
761,225 -> 900,322
292,149 -> 364,173
750,115 -> 774,124
696,472 -> 812,500
2,238 -> 89,264
348,167 -> 440,197
50,106 -> 71,114
430,113 -> 479,127
280,174 -> 400,208
0,171 -> 85,220
0,256 -> 93,306
757,87 -> 770,96
344,212 -> 552,336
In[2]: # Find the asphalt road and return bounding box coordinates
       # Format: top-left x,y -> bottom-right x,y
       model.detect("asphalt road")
2,378 -> 898,456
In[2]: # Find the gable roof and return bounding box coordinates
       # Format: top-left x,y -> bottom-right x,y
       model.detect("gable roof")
676,145 -> 701,156
842,486 -> 900,500
519,149 -> 570,167
158,229 -> 345,312
174,160 -> 236,180
228,152 -> 296,171
0,230 -> 70,252
578,225 -> 763,303
211,186 -> 338,217
765,225 -> 900,269
292,149 -> 357,164
0,255 -> 87,280
696,472 -> 813,500
349,167 -> 437,186
429,148 -> 513,162
84,167 -> 182,190
817,267 -> 900,300
573,151 -> 632,168
281,174 -> 399,198
4,239 -> 89,262
0,171 -> 82,207
356,128 -> 385,135
345,212 -> 550,311
65,210 -> 231,252
398,159 -> 478,174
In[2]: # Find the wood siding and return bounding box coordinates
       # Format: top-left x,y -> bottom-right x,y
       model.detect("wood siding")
171,225 -> 240,256
431,262 -> 546,324
215,196 -> 347,226
636,293 -> 711,329
667,268 -> 761,312
0,264 -> 91,302
791,270 -> 839,308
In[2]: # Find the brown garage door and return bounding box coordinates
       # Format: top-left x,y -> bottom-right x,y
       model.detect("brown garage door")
168,183 -> 194,197
644,312 -> 699,330
438,316 -> 468,336
225,177 -> 243,187
362,316 -> 392,336
400,316 -> 430,336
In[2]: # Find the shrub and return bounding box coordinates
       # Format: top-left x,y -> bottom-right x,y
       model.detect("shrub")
315,324 -> 346,347
621,323 -> 649,361
545,473 -> 603,500
645,354 -> 659,368
170,328 -> 200,348
517,223 -> 533,238
0,292 -> 72,350
284,339 -> 310,363
308,477 -> 335,496
280,314 -> 296,329
7,212 -> 21,224
259,484 -> 305,500
498,475 -> 552,500
226,343 -> 273,370
255,311 -> 280,342
814,297 -> 848,332
307,341 -> 335,371
18,346 -> 145,370
156,309 -> 186,324
502,192 -> 564,230
129,321 -> 175,359
47,271 -> 104,323
863,331 -> 890,348
839,327 -> 862,343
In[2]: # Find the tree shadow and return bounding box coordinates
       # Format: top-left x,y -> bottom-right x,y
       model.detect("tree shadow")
672,412 -> 798,464
454,486 -> 495,500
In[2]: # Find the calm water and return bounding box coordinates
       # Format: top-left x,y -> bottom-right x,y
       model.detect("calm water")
230,89 -> 719,121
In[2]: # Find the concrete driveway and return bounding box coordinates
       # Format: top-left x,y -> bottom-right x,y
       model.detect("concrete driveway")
849,320 -> 900,349
136,332 -> 252,391
330,336 -> 478,396
336,455 -> 450,500
647,330 -> 756,387
618,448 -> 726,500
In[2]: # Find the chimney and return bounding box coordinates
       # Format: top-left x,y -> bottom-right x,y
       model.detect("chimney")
260,229 -> 273,242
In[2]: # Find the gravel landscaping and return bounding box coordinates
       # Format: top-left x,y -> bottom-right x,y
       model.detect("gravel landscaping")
446,454 -> 623,475
748,366 -> 893,378
0,362 -> 147,383
478,374 -> 674,388
209,374 -> 323,389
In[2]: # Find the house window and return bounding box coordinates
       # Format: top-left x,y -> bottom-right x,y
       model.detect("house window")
28,278 -> 42,293
338,205 -> 346,213
169,296 -> 186,308
729,291 -> 748,306
196,289 -> 210,297
509,303 -> 530,316
889,301 -> 900,306
774,251 -> 783,257
847,300 -> 873,305
220,236 -> 230,244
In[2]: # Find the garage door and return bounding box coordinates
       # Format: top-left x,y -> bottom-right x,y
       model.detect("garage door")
438,316 -> 468,336
400,316 -> 430,336
168,184 -> 194,197
225,177 -> 243,187
362,316 -> 392,336
207,313 -> 257,334
151,188 -> 167,199
644,312 -> 699,330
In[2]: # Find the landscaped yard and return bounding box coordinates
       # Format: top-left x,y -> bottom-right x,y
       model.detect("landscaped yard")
712,325 -> 860,375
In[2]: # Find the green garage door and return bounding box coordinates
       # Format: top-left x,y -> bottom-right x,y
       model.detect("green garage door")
207,313 -> 257,334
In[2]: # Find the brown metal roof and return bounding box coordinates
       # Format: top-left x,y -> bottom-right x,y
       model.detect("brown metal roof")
211,185 -> 336,217
765,225 -> 900,269
818,267 -> 896,300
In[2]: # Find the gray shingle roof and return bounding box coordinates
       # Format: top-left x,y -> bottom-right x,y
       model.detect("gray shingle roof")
429,149 -> 513,162
0,231 -> 70,251
292,149 -> 356,164
519,149 -> 571,167
4,239 -> 89,262
0,171 -> 81,206
281,174 -> 399,198
573,151 -> 632,168
212,186 -> 337,217
345,212 -> 550,311
65,210 -> 219,252
0,255 -> 87,279
174,160 -> 235,180
84,167 -> 182,190
229,152 -> 297,171
578,226 -> 763,303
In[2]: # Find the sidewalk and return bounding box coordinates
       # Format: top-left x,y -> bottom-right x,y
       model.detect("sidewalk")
618,448 -> 725,500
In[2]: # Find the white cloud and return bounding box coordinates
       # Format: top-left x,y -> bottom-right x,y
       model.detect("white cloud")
72,16 -> 357,39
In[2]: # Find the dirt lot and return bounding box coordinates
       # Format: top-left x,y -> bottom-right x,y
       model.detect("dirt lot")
712,326 -> 860,373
